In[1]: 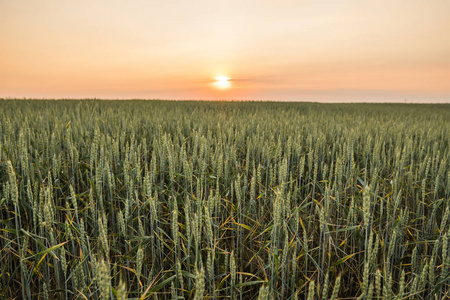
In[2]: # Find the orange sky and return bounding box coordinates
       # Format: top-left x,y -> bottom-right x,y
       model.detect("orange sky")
1,1 -> 450,102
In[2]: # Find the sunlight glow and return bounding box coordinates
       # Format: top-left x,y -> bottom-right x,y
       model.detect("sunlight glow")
214,76 -> 232,89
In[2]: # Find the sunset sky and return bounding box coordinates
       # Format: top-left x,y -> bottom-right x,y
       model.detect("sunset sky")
1,1 -> 449,102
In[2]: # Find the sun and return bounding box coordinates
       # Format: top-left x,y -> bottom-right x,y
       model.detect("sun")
214,76 -> 232,89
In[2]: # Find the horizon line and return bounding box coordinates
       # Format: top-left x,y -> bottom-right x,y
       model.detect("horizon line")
1,97 -> 450,104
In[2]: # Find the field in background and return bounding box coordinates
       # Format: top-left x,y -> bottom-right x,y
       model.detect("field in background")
1,100 -> 449,299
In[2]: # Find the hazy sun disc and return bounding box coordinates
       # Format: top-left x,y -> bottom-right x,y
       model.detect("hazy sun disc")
214,76 -> 231,89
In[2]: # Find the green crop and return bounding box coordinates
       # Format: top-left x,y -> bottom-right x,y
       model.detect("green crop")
0,99 -> 449,299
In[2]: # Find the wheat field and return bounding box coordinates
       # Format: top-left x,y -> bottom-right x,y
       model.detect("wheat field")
1,99 -> 449,299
